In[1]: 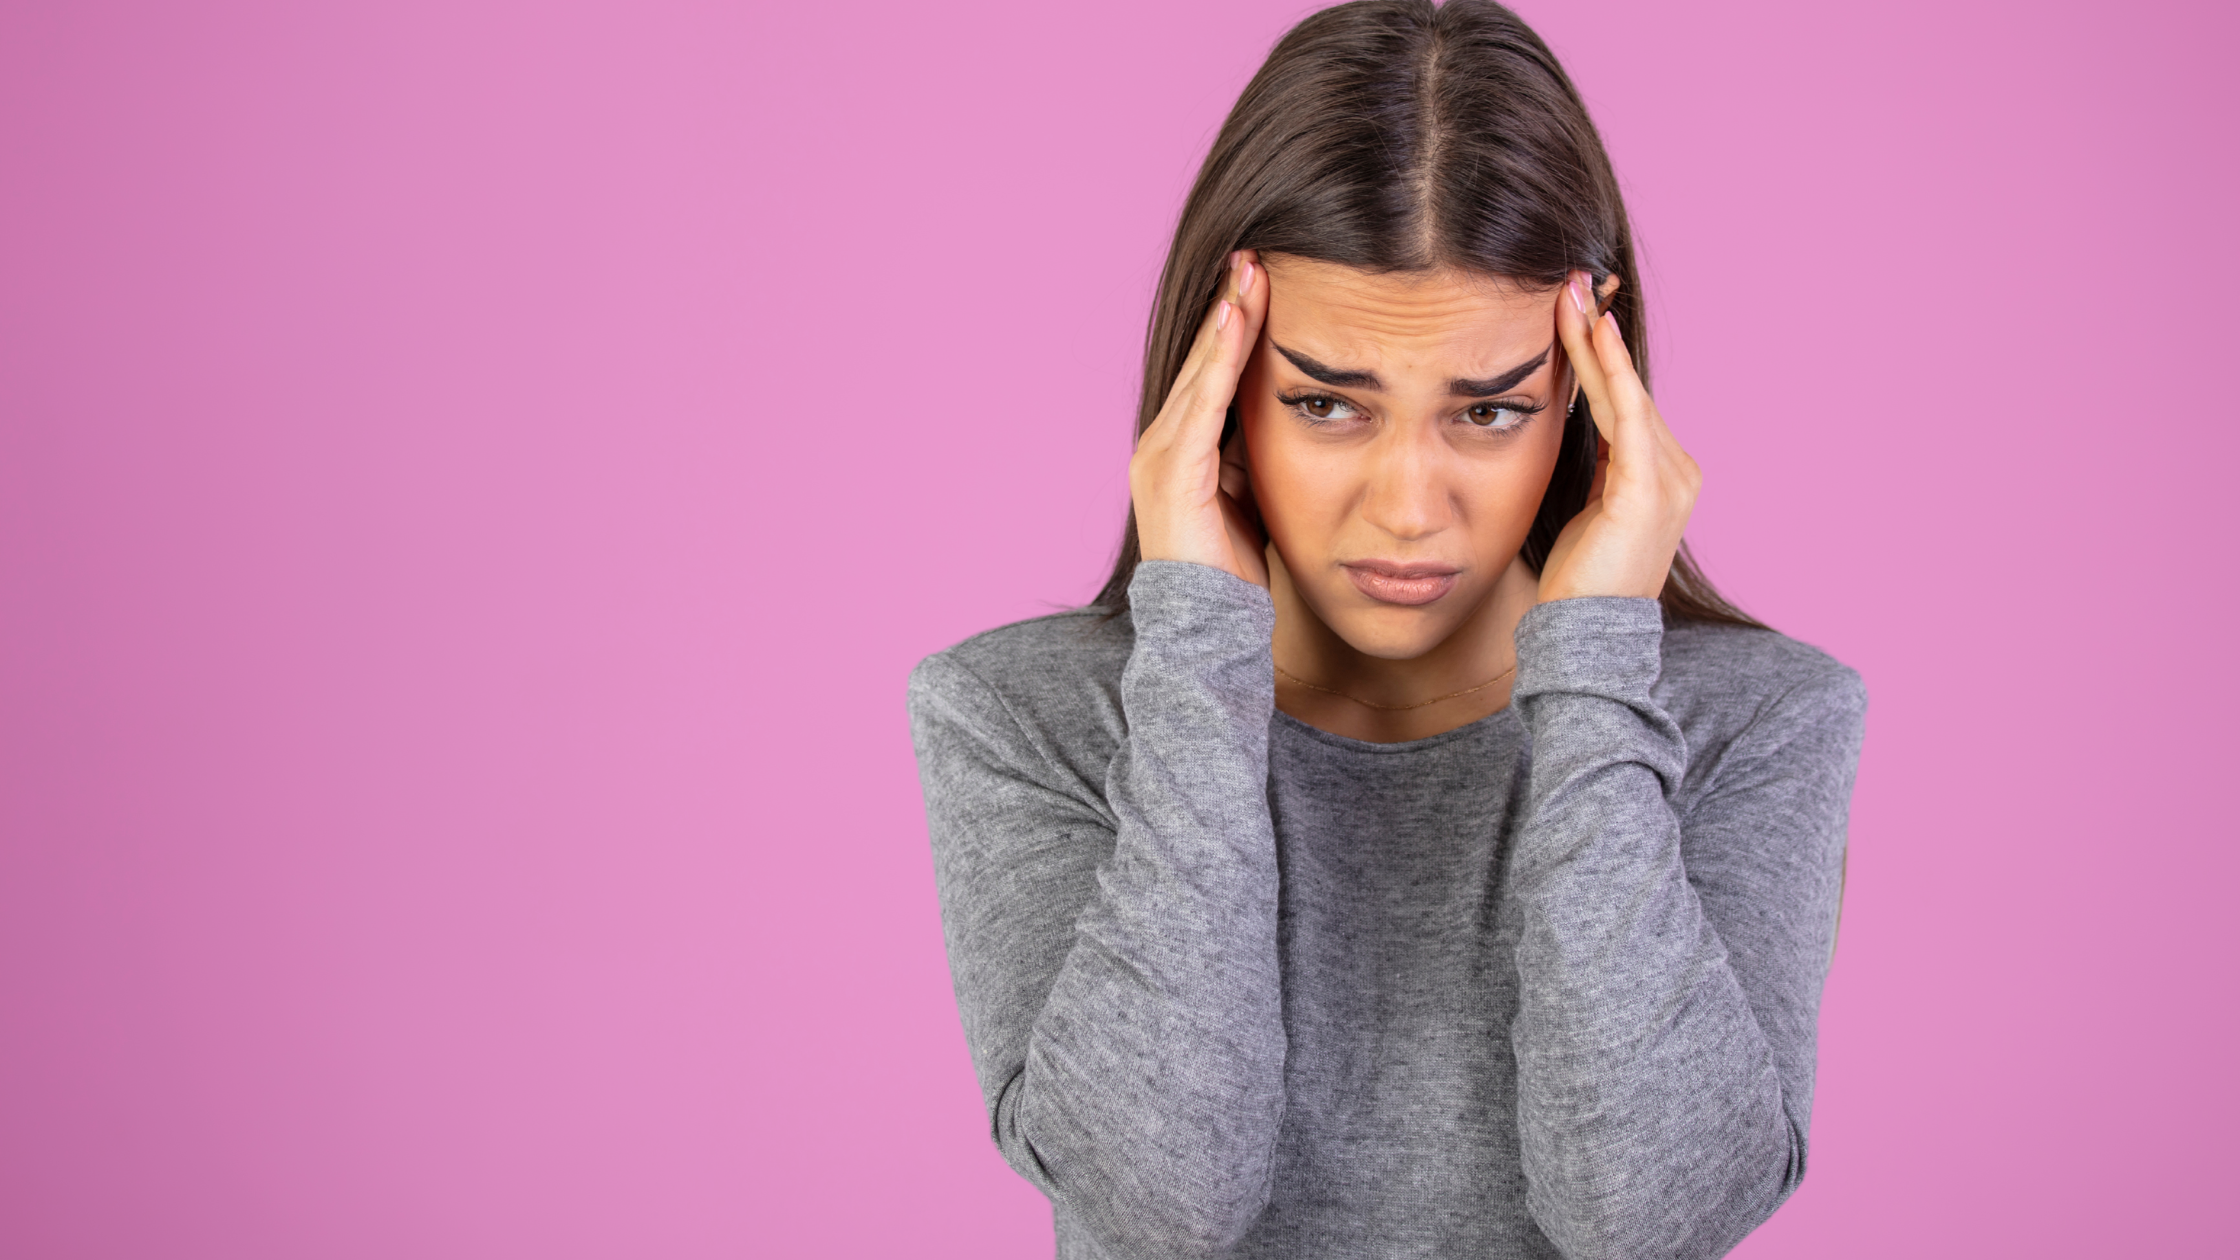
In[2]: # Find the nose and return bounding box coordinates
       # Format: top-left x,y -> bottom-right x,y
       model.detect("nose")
1357,418 -> 1454,543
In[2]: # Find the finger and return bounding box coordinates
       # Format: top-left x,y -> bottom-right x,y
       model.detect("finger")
1233,247 -> 1267,330
1557,271 -> 1619,444
1590,311 -> 1652,417
1156,252 -> 1266,453
1182,250 -> 1255,379
1584,313 -> 1701,516
1138,299 -> 1228,454
1150,255 -> 1251,426
1587,311 -> 1687,465
1137,259 -> 1241,448
1185,250 -> 1266,406
1587,309 -> 1689,483
1584,312 -> 1648,461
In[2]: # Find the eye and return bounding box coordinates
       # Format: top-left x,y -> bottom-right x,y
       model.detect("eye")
1463,401 -> 1539,430
1279,392 -> 1362,423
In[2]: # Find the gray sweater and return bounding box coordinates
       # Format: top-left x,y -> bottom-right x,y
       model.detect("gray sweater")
907,561 -> 1865,1259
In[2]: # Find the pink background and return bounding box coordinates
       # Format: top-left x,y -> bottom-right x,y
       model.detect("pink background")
1,1 -> 2232,1255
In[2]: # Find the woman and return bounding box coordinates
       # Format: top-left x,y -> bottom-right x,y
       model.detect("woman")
908,2 -> 1864,1256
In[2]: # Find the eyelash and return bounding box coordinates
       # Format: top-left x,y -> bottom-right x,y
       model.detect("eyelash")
1275,390 -> 1546,432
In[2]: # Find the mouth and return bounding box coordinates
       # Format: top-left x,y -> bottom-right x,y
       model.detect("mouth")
1341,560 -> 1461,607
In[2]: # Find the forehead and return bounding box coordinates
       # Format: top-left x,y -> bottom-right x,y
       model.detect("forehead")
1261,255 -> 1554,377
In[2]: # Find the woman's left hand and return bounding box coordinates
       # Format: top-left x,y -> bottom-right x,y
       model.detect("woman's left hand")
1536,271 -> 1701,603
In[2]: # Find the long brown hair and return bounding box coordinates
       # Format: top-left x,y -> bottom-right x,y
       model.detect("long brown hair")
1092,0 -> 1760,629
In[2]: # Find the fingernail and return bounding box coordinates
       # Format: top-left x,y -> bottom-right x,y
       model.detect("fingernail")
1218,300 -> 1232,331
1239,261 -> 1254,297
1569,275 -> 1588,315
1601,311 -> 1620,337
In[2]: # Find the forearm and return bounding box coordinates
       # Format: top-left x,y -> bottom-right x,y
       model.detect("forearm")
919,562 -> 1287,1257
1509,599 -> 1805,1260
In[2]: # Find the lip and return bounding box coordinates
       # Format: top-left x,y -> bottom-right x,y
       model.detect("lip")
1342,560 -> 1461,606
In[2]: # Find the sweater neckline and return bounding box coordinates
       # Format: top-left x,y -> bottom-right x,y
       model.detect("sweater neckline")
1270,702 -> 1523,755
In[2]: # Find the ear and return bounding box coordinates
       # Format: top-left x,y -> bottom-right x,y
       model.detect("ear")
1594,272 -> 1622,315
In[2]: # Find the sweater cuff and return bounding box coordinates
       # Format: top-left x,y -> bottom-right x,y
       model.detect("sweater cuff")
1127,561 -> 1277,647
1512,596 -> 1665,703
1123,560 -> 1277,729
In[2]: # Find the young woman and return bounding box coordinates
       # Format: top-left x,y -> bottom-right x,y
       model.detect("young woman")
908,2 -> 1865,1256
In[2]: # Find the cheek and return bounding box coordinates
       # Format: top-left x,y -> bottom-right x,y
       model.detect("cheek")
1461,420 -> 1566,533
1240,405 -> 1350,539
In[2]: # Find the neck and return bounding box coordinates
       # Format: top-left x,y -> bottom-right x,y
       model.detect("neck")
1269,551 -> 1540,744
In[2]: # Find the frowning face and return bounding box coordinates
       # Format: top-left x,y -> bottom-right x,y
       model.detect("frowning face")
1239,255 -> 1570,660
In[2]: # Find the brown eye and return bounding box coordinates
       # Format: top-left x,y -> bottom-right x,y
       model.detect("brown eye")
1282,392 -> 1360,423
1467,403 -> 1521,428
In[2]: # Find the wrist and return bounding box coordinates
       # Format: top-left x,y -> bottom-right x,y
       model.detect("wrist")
1536,569 -> 1667,604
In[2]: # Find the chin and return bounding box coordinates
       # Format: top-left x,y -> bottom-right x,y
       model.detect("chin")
1321,604 -> 1463,661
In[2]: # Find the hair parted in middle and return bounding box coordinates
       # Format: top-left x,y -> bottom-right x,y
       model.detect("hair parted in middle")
1094,0 -> 1758,628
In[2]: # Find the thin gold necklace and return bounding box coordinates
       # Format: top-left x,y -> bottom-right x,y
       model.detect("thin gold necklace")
1273,660 -> 1516,712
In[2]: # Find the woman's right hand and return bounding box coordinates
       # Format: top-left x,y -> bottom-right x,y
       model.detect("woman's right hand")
1130,250 -> 1271,588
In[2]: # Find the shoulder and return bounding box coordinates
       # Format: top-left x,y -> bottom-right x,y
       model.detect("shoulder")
1661,619 -> 1863,710
1657,618 -> 1867,768
909,604 -> 1133,716
907,604 -> 1134,787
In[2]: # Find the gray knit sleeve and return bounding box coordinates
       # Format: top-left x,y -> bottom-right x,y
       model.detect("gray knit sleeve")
908,561 -> 1286,1258
1507,597 -> 1865,1260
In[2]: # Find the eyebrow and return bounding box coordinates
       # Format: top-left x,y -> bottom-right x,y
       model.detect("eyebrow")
1273,341 -> 1553,397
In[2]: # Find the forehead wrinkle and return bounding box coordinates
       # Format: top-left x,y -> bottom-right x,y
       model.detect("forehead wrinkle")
1266,319 -> 1552,393
1264,267 -> 1557,391
1449,343 -> 1553,397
